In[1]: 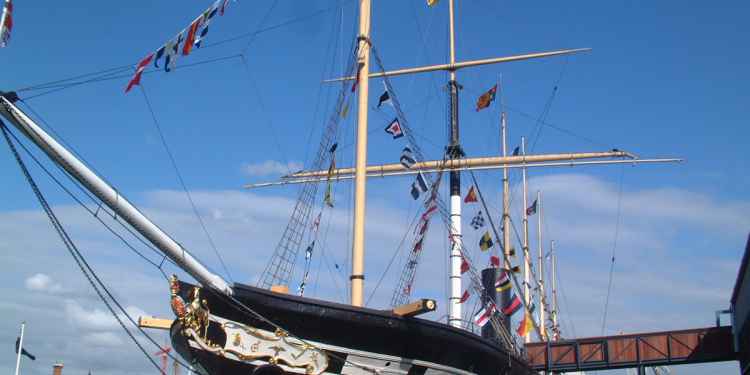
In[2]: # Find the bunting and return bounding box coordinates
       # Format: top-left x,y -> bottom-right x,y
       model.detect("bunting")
495,271 -> 511,292
501,294 -> 522,316
0,0 -> 13,48
473,303 -> 496,327
512,146 -> 520,156
458,290 -> 470,304
479,231 -> 493,251
490,255 -> 500,268
182,17 -> 204,56
410,172 -> 428,200
427,0 -> 439,6
526,199 -> 538,216
517,313 -> 534,337
400,146 -> 416,169
475,84 -> 498,111
125,53 -> 155,93
470,210 -> 485,230
125,0 -> 233,92
385,118 -> 404,139
311,213 -> 321,231
194,6 -> 219,48
377,90 -> 392,108
464,186 -> 478,203
460,257 -> 470,274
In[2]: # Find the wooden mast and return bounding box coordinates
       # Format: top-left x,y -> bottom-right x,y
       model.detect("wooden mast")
501,111 -> 512,269
521,137 -> 532,343
350,0 -> 371,307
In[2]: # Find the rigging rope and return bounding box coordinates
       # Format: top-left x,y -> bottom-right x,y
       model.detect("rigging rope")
600,165 -> 625,335
0,121 -> 194,373
139,85 -> 234,283
2,118 -> 378,375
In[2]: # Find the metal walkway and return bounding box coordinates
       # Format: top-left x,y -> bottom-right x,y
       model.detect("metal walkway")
523,326 -> 736,373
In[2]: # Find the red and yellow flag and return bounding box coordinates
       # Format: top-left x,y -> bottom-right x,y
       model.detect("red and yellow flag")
517,313 -> 534,337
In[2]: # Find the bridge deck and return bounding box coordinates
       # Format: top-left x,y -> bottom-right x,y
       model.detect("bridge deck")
523,326 -> 735,372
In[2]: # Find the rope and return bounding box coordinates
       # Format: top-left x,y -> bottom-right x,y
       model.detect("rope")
600,165 -> 625,335
138,85 -> 234,283
0,121 -> 178,373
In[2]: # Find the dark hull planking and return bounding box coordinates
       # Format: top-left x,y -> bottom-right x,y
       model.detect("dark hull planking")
172,281 -> 535,375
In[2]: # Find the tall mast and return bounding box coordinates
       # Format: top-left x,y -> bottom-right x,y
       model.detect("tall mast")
521,137 -> 531,343
537,190 -> 547,341
501,112 -> 511,266
350,0 -> 371,307
551,239 -> 559,341
447,0 -> 464,329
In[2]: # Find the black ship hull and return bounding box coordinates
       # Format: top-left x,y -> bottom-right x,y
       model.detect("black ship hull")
171,281 -> 535,375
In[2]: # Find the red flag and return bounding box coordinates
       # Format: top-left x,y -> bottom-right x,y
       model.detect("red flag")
125,53 -> 155,93
490,255 -> 500,268
458,290 -> 470,304
464,186 -> 478,203
502,294 -> 522,316
473,303 -> 496,327
476,84 -> 497,111
182,17 -> 203,56
460,257 -> 470,274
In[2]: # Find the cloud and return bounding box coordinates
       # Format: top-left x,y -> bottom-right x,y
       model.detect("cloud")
25,273 -> 63,294
64,299 -> 148,332
0,174 -> 745,375
242,160 -> 303,177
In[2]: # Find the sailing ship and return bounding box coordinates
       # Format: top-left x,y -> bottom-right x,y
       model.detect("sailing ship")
0,1 -> 681,374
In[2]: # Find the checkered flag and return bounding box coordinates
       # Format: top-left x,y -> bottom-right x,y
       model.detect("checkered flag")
470,210 -> 485,230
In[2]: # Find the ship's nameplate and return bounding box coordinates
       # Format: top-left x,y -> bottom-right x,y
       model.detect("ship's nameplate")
185,321 -> 329,375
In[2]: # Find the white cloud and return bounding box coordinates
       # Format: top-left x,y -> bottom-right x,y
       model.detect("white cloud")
242,160 -> 303,177
0,174 -> 745,375
64,299 -> 148,332
25,273 -> 63,293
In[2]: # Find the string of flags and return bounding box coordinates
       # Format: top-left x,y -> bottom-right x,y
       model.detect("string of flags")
125,0 -> 233,93
0,0 -> 12,48
470,210 -> 485,230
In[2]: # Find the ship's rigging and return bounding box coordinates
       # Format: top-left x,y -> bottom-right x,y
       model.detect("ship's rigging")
0,1 -> 687,374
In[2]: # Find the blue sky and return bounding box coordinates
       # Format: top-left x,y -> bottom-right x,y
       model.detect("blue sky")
1,1 -> 748,374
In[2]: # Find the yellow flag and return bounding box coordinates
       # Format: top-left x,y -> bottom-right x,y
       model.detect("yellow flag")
517,313 -> 534,337
427,0 -> 439,7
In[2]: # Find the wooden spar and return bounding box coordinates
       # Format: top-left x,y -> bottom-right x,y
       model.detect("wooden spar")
501,112 -> 512,267
350,0 -> 371,307
323,48 -> 591,83
285,151 -> 637,179
243,158 -> 682,188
